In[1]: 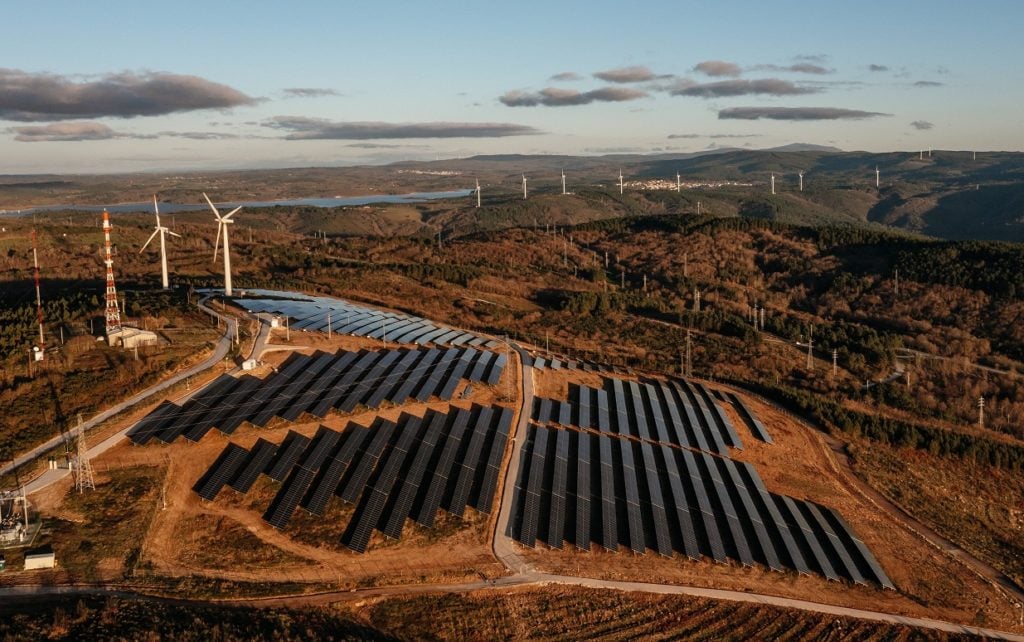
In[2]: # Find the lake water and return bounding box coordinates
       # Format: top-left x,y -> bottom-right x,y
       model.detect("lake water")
1,189 -> 475,216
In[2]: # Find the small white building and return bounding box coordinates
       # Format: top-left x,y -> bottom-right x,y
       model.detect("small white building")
107,326 -> 159,349
24,546 -> 55,570
242,358 -> 258,371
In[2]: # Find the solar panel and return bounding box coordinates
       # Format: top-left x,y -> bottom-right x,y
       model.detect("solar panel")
265,431 -> 312,482
471,406 -> 513,513
800,501 -> 867,585
667,381 -> 710,453
556,400 -> 572,427
337,348 -> 404,413
719,458 -> 783,571
677,449 -> 727,562
610,378 -> 631,437
643,383 -> 672,445
517,425 -> 549,547
414,348 -> 461,401
575,386 -> 592,430
626,381 -> 652,441
381,409 -> 448,538
229,438 -> 278,493
696,384 -> 743,449
467,350 -> 496,383
773,494 -> 840,581
534,398 -> 553,425
574,431 -> 592,551
338,418 -> 397,504
597,434 -> 618,551
728,392 -> 773,444
446,406 -> 492,517
309,350 -> 382,416
654,383 -> 687,448
412,326 -> 450,346
194,443 -> 249,501
128,400 -> 183,445
363,348 -> 421,409
595,388 -> 611,434
437,348 -> 478,400
484,352 -> 506,386
412,407 -> 472,527
544,428 -> 570,549
251,351 -> 336,427
207,376 -> 264,435
657,445 -> 702,560
390,320 -> 435,344
618,439 -> 646,554
389,348 -> 440,405
733,462 -> 810,575
819,506 -> 894,589
639,442 -> 673,557
341,414 -> 423,552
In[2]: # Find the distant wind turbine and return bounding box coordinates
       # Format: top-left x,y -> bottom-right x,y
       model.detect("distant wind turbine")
875,166 -> 880,188
676,171 -> 681,193
561,169 -> 566,195
798,171 -> 804,192
770,173 -> 775,195
205,193 -> 242,297
140,195 -> 181,290
619,169 -> 624,195
522,174 -> 527,200
476,179 -> 481,208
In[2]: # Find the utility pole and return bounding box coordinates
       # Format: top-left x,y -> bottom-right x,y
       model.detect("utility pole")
683,252 -> 688,278
73,415 -> 95,493
285,316 -> 290,342
832,348 -> 838,377
978,396 -> 985,428
693,289 -> 701,313
382,317 -> 387,345
545,331 -> 550,355
621,270 -> 625,289
894,268 -> 900,297
759,306 -> 765,330
806,328 -> 814,371
685,328 -> 693,378
642,274 -> 647,293
327,312 -> 332,339
696,201 -> 701,216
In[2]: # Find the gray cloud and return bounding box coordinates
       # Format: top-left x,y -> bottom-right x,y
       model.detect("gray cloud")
795,54 -> 828,63
158,130 -> 242,140
868,64 -> 889,72
8,121 -> 159,142
499,86 -> 647,107
593,65 -> 660,83
0,68 -> 255,121
265,116 -> 540,139
549,71 -> 582,81
753,63 -> 831,74
719,107 -> 890,121
671,78 -> 817,98
667,133 -> 761,139
913,80 -> 944,87
282,87 -> 341,98
910,120 -> 934,130
693,60 -> 742,77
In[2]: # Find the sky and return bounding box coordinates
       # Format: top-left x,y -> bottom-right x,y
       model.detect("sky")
2,0 -> 1023,173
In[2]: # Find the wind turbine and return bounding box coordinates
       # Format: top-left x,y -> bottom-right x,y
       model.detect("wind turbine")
676,171 -> 681,193
476,179 -> 481,208
522,174 -> 527,200
798,171 -> 804,192
619,169 -> 624,195
561,169 -> 566,195
205,193 -> 242,297
875,166 -> 880,188
770,173 -> 776,195
139,195 -> 181,290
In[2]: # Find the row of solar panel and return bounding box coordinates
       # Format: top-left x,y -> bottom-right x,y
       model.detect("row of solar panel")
520,353 -> 626,375
236,290 -> 502,350
726,392 -> 773,444
508,425 -> 892,588
128,346 -> 506,446
531,377 -> 743,456
192,404 -> 514,554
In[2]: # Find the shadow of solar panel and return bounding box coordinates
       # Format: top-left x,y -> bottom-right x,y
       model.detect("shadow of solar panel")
227,438 -> 277,493
128,400 -> 182,445
194,443 -> 249,501
265,431 -> 311,482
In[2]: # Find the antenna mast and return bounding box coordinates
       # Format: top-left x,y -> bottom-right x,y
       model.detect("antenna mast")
32,229 -> 45,357
102,211 -> 123,336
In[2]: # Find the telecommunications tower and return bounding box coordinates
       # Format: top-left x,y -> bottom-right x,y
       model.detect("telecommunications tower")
102,210 -> 122,336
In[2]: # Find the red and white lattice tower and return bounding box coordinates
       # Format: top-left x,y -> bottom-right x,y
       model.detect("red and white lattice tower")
102,210 -> 122,335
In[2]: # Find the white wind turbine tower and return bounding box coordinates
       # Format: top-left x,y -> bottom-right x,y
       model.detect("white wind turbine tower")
875,166 -> 880,188
561,169 -> 566,195
476,179 -> 481,208
522,174 -> 527,200
205,193 -> 242,297
770,173 -> 775,195
618,169 -> 624,195
798,171 -> 804,192
139,195 -> 181,290
676,171 -> 681,193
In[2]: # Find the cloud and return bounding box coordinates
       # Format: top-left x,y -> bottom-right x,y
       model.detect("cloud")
910,120 -> 934,130
8,121 -> 156,142
795,54 -> 828,63
753,63 -> 831,74
671,78 -> 817,98
282,87 -> 340,98
265,116 -> 540,139
499,86 -> 647,107
549,71 -> 582,82
667,133 -> 760,139
693,60 -> 742,78
593,65 -> 661,83
868,64 -> 889,72
718,107 -> 890,121
157,130 -> 242,140
913,80 -> 944,87
0,68 -> 255,121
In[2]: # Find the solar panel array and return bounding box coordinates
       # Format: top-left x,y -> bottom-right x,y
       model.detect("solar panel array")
531,377 -> 743,456
520,353 -> 627,375
727,392 -> 773,444
232,288 -> 503,349
509,424 -> 893,588
192,404 -> 514,554
128,346 -> 506,446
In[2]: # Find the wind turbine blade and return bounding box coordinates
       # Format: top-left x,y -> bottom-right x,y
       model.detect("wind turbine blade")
203,192 -> 222,220
222,206 -> 242,220
166,230 -> 182,238
213,222 -> 222,262
153,195 -> 161,228
140,229 -> 159,253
